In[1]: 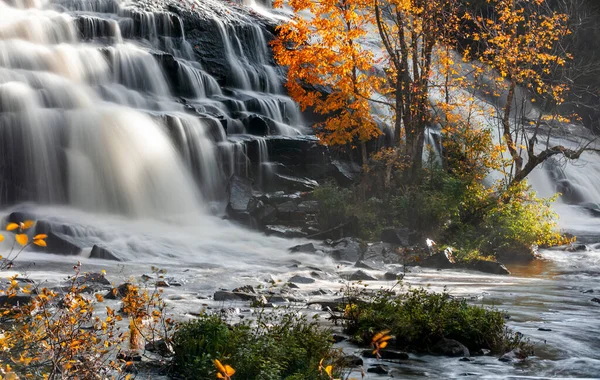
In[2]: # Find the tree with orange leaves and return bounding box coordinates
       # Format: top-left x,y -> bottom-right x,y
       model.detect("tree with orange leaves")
272,0 -> 382,164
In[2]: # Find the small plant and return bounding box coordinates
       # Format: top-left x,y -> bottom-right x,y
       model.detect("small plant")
214,359 -> 235,379
0,220 -> 47,270
371,330 -> 392,359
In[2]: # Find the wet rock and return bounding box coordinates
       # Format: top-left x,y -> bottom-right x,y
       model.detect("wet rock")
226,175 -> 253,214
498,348 -> 527,362
473,348 -> 491,356
331,159 -> 361,185
90,244 -> 121,261
362,349 -> 408,360
289,243 -> 317,253
213,290 -> 258,302
459,357 -> 474,362
307,297 -> 346,310
566,243 -> 588,252
117,351 -> 142,362
311,288 -> 332,296
380,227 -> 411,246
420,251 -> 455,269
272,174 -> 318,192
362,242 -> 401,264
591,297 -> 600,304
367,364 -> 389,374
145,339 -> 174,357
465,260 -> 510,275
582,289 -> 594,294
384,271 -> 403,281
0,295 -> 32,307
298,201 -> 319,213
538,327 -> 552,331
244,114 -> 278,136
264,225 -> 307,238
288,275 -> 315,284
332,333 -> 347,343
354,260 -> 385,271
277,200 -> 298,213
342,354 -> 363,366
105,283 -> 133,300
232,285 -> 256,294
349,270 -> 377,281
330,237 -> 365,262
432,338 -> 470,357
76,272 -> 110,286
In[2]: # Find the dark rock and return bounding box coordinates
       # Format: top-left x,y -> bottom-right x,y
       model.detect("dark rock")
76,272 -> 110,286
41,231 -> 86,256
117,351 -> 142,362
381,228 -> 411,246
0,295 -> 32,307
354,260 -> 385,271
331,160 -> 361,185
307,297 -> 346,310
367,364 -> 389,374
244,114 -> 278,136
286,282 -> 300,289
432,338 -> 470,357
264,225 -> 307,238
557,179 -> 586,205
465,260 -> 511,275
566,243 -> 588,252
232,285 -> 256,294
297,201 -> 319,213
459,357 -> 474,362
310,271 -> 323,279
289,243 -> 317,253
362,242 -> 402,264
362,349 -> 408,360
105,283 -> 133,300
384,271 -> 403,281
6,211 -> 36,224
473,348 -> 491,356
582,289 -> 594,293
332,333 -> 347,343
330,237 -> 365,262
591,297 -> 600,304
420,251 -> 456,269
277,200 -> 298,213
272,174 -> 318,192
288,275 -> 315,284
342,354 -> 363,367
538,327 -> 552,331
145,339 -> 174,357
90,245 -> 121,261
213,291 -> 258,302
349,270 -> 377,281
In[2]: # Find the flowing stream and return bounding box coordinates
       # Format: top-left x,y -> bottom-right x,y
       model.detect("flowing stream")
0,0 -> 599,378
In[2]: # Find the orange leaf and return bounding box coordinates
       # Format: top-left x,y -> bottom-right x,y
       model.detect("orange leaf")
16,234 -> 28,246
214,359 -> 226,375
21,220 -> 34,230
34,234 -> 48,240
6,223 -> 18,231
379,341 -> 388,349
34,239 -> 47,247
0,234 -> 4,242
224,365 -> 235,376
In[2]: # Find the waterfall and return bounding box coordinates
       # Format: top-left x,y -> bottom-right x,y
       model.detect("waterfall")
0,0 -> 305,216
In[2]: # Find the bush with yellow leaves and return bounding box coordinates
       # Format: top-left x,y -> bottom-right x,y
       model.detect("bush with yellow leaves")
0,221 -> 175,379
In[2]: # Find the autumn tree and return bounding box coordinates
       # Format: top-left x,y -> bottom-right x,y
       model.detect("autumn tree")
464,0 -> 596,186
272,0 -> 381,163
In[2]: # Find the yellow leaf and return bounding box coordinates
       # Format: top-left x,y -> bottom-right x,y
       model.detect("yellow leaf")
372,330 -> 390,343
0,234 -> 3,242
214,359 -> 226,375
325,365 -> 333,376
379,341 -> 388,349
95,294 -> 104,302
34,239 -> 46,247
224,365 -> 235,376
6,223 -> 18,231
16,234 -> 28,246
21,220 -> 34,230
33,234 -> 47,240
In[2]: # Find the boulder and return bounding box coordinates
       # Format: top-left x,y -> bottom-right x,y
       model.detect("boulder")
226,175 -> 253,214
349,270 -> 377,281
362,349 -> 408,360
288,275 -> 315,284
90,245 -> 121,261
289,243 -> 317,253
330,237 -> 365,262
367,364 -> 389,374
213,290 -> 258,302
362,242 -> 402,264
432,338 -> 470,357
465,259 -> 510,275
498,348 -> 528,362
420,251 -> 456,269
330,160 -> 361,185
243,114 -> 278,136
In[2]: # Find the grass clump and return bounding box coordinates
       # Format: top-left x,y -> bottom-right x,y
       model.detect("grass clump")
173,311 -> 340,380
344,286 -> 532,355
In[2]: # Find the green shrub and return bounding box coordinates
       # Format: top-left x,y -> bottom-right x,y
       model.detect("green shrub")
344,286 -> 531,355
173,311 -> 339,379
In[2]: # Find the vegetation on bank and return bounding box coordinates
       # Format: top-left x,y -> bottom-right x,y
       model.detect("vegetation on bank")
343,286 -> 532,355
273,0 -> 582,260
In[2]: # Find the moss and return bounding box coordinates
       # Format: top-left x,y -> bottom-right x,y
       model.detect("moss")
344,286 -> 532,355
